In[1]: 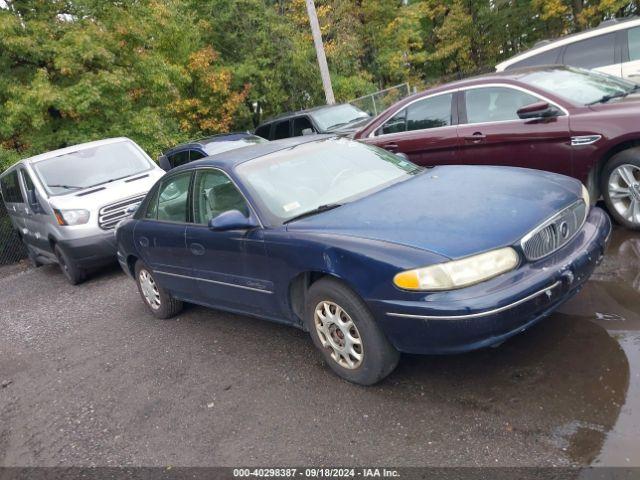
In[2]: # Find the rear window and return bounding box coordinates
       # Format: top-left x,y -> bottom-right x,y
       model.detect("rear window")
273,120 -> 290,140
506,47 -> 562,70
0,170 -> 24,203
563,33 -> 616,69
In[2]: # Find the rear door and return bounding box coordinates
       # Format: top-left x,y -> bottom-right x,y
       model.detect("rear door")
621,26 -> 640,83
457,85 -> 572,175
0,169 -> 27,240
363,92 -> 459,166
185,168 -> 277,315
134,171 -> 195,299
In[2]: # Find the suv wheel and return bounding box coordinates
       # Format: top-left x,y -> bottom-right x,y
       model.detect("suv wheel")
134,260 -> 183,319
602,148 -> 640,230
54,244 -> 86,285
304,277 -> 400,385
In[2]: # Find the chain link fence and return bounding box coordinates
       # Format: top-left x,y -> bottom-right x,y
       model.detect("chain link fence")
0,202 -> 27,265
349,83 -> 414,116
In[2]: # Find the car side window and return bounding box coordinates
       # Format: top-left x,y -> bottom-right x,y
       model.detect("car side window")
405,94 -> 453,131
189,150 -> 206,161
563,33 -> 616,69
506,47 -> 562,70
273,120 -> 291,140
143,186 -> 160,220
193,170 -> 249,225
628,27 -> 640,61
0,170 -> 25,204
156,172 -> 191,223
255,124 -> 271,140
465,87 -> 539,124
378,109 -> 407,135
292,116 -> 315,136
168,151 -> 190,169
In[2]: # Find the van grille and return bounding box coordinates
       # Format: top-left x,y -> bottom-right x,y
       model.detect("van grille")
98,194 -> 146,230
521,200 -> 587,261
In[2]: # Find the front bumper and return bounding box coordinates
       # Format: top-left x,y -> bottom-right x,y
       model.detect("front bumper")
57,230 -> 118,269
370,207 -> 612,354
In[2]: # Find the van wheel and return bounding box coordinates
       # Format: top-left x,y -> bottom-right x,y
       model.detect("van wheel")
134,260 -> 183,319
601,149 -> 640,230
304,277 -> 400,386
54,244 -> 86,285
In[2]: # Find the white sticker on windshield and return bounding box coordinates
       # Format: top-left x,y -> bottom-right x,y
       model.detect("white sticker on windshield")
283,201 -> 301,212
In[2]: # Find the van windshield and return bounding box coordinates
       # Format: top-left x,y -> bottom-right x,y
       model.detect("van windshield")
33,141 -> 152,195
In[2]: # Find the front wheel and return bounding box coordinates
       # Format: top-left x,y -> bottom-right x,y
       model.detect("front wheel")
54,244 -> 86,285
134,260 -> 183,319
601,149 -> 640,230
305,278 -> 399,385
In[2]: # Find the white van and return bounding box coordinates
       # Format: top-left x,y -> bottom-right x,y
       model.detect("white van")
496,17 -> 640,82
0,138 -> 164,284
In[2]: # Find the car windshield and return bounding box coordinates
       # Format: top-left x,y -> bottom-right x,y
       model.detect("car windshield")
235,138 -> 422,225
203,136 -> 268,156
310,104 -> 370,130
33,141 -> 152,195
519,67 -> 637,105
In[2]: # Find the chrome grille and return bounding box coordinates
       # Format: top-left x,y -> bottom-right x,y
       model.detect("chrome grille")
521,200 -> 587,261
98,194 -> 146,230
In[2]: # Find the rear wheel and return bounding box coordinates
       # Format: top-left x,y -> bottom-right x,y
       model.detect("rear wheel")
54,244 -> 86,285
601,149 -> 640,230
304,277 -> 399,385
134,260 -> 183,319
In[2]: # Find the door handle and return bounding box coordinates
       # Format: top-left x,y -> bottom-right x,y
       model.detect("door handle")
463,132 -> 486,143
189,242 -> 205,256
384,143 -> 399,151
139,237 -> 149,248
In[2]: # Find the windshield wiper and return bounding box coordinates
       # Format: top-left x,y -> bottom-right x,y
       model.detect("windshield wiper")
284,203 -> 343,224
587,91 -> 630,105
47,184 -> 83,190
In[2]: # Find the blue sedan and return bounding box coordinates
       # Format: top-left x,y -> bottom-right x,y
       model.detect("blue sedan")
116,136 -> 611,385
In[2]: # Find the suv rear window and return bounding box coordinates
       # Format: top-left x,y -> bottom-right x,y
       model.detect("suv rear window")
563,33 -> 616,69
273,120 -> 290,140
0,170 -> 24,203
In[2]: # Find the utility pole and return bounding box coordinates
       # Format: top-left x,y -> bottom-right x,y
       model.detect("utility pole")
304,0 -> 335,105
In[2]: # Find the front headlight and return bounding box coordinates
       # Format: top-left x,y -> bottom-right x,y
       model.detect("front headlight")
54,209 -> 90,226
393,247 -> 519,291
581,184 -> 591,208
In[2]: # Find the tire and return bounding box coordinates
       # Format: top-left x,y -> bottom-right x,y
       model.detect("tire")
134,260 -> 183,319
304,277 -> 400,385
54,244 -> 86,285
601,148 -> 640,230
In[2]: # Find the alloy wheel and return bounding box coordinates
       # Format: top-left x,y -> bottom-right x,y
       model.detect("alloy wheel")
608,164 -> 640,225
139,269 -> 161,310
314,301 -> 363,369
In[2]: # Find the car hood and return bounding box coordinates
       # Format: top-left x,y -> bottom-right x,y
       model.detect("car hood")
324,117 -> 372,135
285,166 -> 582,260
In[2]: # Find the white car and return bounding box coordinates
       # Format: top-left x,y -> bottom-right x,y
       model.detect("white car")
496,17 -> 640,83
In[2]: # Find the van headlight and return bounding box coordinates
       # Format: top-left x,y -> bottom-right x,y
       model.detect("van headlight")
393,247 -> 519,291
581,184 -> 590,208
54,209 -> 90,226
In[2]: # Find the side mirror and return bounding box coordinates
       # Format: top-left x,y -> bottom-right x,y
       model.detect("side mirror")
517,101 -> 559,120
301,128 -> 314,136
395,152 -> 409,161
158,155 -> 171,171
27,190 -> 43,213
208,209 -> 258,231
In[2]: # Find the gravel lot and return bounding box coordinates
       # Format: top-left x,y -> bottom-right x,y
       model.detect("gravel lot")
0,227 -> 638,467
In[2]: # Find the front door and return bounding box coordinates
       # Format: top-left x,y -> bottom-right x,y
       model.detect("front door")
363,92 -> 459,167
185,168 -> 277,316
134,171 -> 194,299
457,85 -> 572,176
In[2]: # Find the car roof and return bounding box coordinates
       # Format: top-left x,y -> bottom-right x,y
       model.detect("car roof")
169,134 -> 336,173
260,103 -> 355,125
163,132 -> 259,155
496,16 -> 640,70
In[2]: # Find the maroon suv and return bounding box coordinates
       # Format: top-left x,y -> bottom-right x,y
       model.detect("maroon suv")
354,66 -> 640,229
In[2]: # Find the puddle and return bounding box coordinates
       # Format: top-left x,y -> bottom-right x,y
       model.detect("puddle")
559,226 -> 640,466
